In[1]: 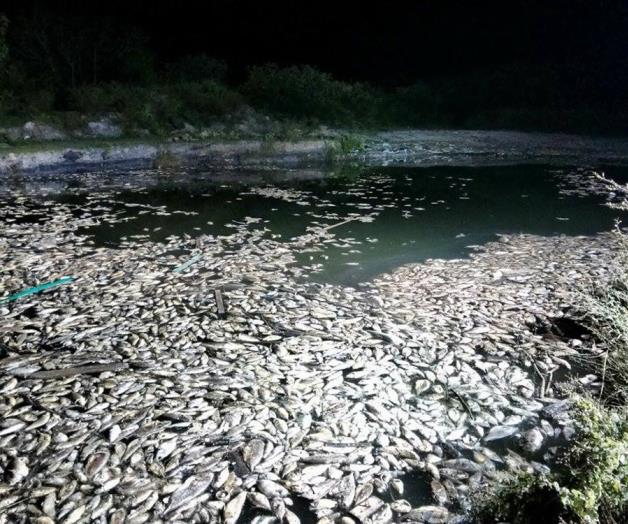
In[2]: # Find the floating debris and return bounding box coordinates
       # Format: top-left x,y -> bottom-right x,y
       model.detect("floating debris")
0,275 -> 74,304
0,167 -> 620,522
173,253 -> 203,273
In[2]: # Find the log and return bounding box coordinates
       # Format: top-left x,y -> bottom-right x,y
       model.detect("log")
29,362 -> 127,379
214,288 -> 227,318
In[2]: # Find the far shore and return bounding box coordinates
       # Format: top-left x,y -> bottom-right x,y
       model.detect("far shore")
2,129 -> 628,175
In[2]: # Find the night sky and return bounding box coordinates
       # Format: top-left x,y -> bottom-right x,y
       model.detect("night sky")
3,0 -> 628,84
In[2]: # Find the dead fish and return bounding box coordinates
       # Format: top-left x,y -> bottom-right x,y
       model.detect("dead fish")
165,476 -> 212,515
242,439 -> 265,470
484,425 -> 519,442
223,492 -> 247,524
156,437 -> 178,460
390,478 -> 404,496
109,509 -> 127,524
442,458 -> 482,473
109,424 -> 122,443
353,482 -> 373,506
338,474 -> 356,509
390,499 -> 411,513
248,492 -> 272,511
62,504 -> 86,524
7,457 -> 28,485
85,451 -> 109,478
257,479 -> 289,498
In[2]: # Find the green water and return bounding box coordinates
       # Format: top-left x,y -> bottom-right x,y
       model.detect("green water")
45,164 -> 620,286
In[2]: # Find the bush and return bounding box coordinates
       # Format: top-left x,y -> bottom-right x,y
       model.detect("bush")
70,81 -> 244,134
471,399 -> 628,524
557,400 -> 628,523
174,81 -> 243,120
242,64 -> 384,126
578,277 -> 628,405
568,220 -> 628,406
336,133 -> 365,154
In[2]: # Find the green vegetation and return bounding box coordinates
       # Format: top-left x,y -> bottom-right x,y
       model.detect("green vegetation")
0,10 -> 627,142
322,134 -> 366,165
573,231 -> 628,406
337,134 -> 366,154
472,225 -> 628,524
242,65 -> 384,127
472,400 -> 627,524
70,81 -> 243,135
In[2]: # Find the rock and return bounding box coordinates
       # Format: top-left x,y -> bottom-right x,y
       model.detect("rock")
521,428 -> 544,453
63,150 -> 83,162
85,118 -> 122,138
21,121 -> 67,141
541,400 -> 572,423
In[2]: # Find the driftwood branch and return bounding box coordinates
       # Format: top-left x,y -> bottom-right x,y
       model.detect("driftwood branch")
214,288 -> 227,318
30,362 -> 127,379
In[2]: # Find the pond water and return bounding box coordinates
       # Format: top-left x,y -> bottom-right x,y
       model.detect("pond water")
4,164 -> 625,286
0,161 -> 625,520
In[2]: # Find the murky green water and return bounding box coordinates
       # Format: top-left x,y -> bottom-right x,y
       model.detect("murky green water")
0,162 -> 624,516
8,164 -> 625,286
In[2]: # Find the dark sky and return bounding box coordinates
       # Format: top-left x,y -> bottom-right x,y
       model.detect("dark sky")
3,0 -> 628,84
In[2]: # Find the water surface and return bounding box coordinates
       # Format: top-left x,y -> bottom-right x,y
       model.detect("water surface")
3,164 -> 624,285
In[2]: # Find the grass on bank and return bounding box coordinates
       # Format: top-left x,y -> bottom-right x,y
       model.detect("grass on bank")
574,230 -> 628,407
471,399 -> 627,524
471,226 -> 628,524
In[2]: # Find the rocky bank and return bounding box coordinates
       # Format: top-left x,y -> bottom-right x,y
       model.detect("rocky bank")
2,129 -> 628,175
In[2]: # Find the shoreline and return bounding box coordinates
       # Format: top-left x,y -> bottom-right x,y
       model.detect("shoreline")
0,138 -> 334,175
3,129 -> 628,175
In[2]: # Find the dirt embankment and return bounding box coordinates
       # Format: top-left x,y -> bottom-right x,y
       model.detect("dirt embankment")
2,129 -> 628,175
0,139 -> 332,175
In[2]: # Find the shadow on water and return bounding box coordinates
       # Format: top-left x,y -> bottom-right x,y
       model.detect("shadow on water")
396,470 -> 435,507
290,496 -> 319,524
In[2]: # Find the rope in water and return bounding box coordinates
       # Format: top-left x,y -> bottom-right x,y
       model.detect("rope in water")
0,276 -> 75,305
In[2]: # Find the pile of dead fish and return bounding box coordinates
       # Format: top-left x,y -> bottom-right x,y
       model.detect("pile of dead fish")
0,181 -> 620,524
554,167 -> 628,209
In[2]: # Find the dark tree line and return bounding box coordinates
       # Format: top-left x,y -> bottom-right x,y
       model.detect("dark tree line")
0,8 -> 627,135
0,8 -> 226,113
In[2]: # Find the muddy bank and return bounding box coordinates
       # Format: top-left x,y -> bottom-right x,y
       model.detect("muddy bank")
0,139 -> 332,175
2,130 -> 628,175
0,174 -> 617,522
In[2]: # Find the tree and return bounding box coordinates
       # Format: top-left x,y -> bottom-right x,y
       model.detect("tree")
0,14 -> 8,70
11,6 -> 156,89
